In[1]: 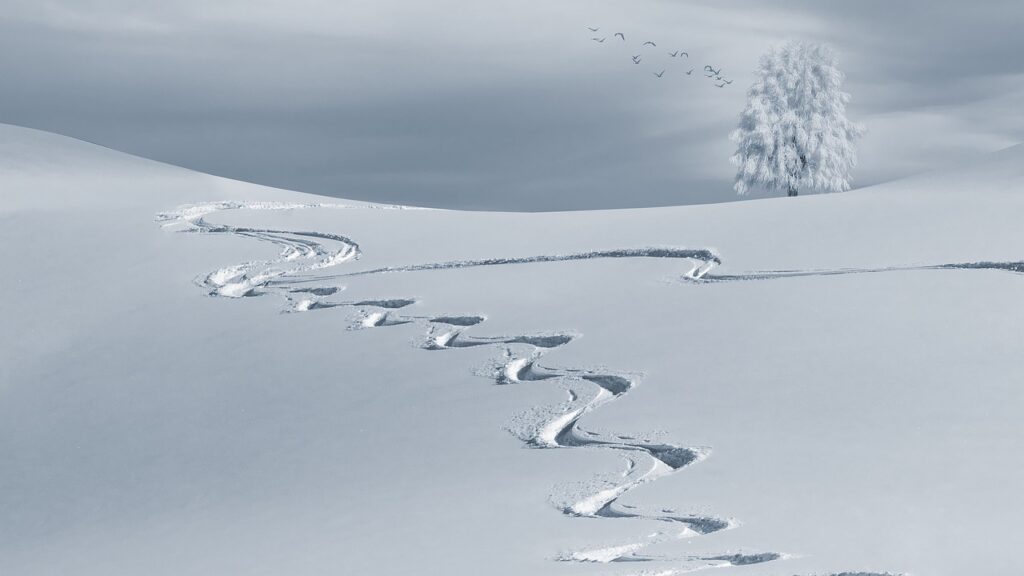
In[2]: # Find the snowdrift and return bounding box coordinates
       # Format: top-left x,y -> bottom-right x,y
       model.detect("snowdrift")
2,123 -> 1022,576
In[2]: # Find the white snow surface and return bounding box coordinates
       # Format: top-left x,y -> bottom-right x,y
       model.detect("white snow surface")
2,123 -> 1023,576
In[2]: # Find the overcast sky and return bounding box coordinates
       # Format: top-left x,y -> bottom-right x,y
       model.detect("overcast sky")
2,0 -> 1023,210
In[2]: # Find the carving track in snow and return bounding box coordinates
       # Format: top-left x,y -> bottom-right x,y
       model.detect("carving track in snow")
157,201 -> 368,297
330,248 -> 722,278
422,323 -> 731,540
696,261 -> 1024,284
158,200 -> 928,575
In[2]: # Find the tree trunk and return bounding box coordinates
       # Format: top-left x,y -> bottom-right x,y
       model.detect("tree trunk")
787,186 -> 798,197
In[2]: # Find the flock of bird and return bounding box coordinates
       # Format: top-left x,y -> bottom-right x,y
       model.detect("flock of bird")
586,26 -> 733,87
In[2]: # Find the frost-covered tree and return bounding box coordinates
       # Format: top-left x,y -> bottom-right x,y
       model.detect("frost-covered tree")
730,41 -> 864,197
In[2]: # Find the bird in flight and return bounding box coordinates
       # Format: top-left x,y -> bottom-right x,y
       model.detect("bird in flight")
654,70 -> 665,78
632,55 -> 642,64
715,81 -> 726,88
686,69 -> 694,75
719,78 -> 733,85
615,32 -> 625,41
643,41 -> 657,47
668,51 -> 679,57
592,37 -> 606,43
587,26 -> 600,32
679,51 -> 689,58
704,65 -> 722,75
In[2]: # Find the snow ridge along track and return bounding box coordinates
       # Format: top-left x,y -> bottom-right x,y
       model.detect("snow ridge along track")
158,201 -> 906,575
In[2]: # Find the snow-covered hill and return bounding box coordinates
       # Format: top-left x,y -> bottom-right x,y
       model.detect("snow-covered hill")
2,123 -> 1022,576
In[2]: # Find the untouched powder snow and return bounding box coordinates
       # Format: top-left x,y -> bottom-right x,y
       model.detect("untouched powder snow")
2,122 -> 1023,575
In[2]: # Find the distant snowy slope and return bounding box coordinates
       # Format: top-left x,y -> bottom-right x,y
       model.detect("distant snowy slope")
873,141 -> 1024,195
0,123 -> 353,213
2,123 -> 1021,576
